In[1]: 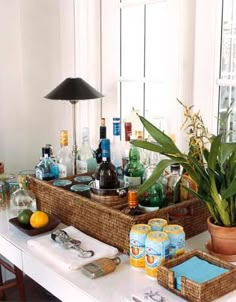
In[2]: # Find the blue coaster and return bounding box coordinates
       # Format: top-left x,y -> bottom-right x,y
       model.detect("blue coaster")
53,179 -> 72,187
74,176 -> 93,184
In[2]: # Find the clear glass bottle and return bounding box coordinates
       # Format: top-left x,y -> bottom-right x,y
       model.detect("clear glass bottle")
122,189 -> 145,215
164,163 -> 181,205
111,117 -> 123,180
35,147 -> 59,180
123,144 -> 144,189
95,118 -> 107,164
10,183 -> 37,216
139,151 -> 164,208
57,130 -> 73,178
77,127 -> 97,174
95,139 -> 119,189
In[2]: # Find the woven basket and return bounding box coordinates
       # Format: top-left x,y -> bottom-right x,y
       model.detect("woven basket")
157,249 -> 236,302
29,176 -> 210,254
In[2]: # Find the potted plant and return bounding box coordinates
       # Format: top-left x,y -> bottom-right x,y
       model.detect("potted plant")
131,101 -> 236,257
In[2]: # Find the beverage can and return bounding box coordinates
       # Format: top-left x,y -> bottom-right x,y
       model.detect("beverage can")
148,218 -> 167,231
145,231 -> 170,279
129,224 -> 151,269
163,224 -> 185,258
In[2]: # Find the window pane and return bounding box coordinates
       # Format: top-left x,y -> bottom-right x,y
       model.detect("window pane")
146,2 -> 168,80
220,0 -> 236,80
145,82 -> 168,131
121,6 -> 144,77
218,86 -> 236,141
120,82 -> 144,134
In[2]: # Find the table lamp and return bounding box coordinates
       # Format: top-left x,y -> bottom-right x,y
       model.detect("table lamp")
45,77 -> 103,175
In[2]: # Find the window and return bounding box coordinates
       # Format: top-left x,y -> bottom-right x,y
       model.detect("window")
119,0 -> 180,137
218,0 -> 236,141
101,0 -> 182,140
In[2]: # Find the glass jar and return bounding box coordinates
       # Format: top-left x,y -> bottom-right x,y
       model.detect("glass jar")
0,181 -> 7,209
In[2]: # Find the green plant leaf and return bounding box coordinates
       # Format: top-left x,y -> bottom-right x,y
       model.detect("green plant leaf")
137,114 -> 181,154
137,159 -> 178,196
208,134 -> 222,172
221,177 -> 236,200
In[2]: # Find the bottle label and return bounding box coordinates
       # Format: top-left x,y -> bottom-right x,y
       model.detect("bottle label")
58,164 -> 67,178
35,168 -> 43,180
124,176 -> 142,186
77,160 -> 88,174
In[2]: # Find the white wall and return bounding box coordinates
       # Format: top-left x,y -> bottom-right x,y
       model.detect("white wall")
0,0 -> 101,174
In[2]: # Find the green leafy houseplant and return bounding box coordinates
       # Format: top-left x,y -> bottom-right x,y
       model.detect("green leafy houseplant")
131,102 -> 236,227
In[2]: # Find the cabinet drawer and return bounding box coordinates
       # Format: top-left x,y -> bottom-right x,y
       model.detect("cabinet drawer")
0,236 -> 23,269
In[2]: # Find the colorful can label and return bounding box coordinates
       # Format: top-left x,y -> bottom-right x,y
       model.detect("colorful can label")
148,218 -> 168,231
145,231 -> 170,278
163,224 -> 185,258
130,224 -> 151,268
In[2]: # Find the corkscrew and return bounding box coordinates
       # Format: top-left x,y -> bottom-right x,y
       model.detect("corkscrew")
51,230 -> 94,258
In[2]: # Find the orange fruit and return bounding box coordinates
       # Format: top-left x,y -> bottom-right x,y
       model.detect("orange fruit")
30,211 -> 49,228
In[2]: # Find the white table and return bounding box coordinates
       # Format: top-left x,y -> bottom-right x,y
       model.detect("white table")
0,209 -> 235,302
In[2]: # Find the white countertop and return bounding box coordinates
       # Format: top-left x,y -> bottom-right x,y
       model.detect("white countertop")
0,209 -> 236,302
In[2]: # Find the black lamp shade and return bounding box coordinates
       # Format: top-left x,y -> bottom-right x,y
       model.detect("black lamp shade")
44,77 -> 103,101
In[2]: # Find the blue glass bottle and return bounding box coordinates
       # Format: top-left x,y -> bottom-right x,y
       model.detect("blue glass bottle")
35,147 -> 59,180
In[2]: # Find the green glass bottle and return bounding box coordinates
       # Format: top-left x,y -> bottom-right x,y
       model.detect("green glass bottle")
123,145 -> 144,188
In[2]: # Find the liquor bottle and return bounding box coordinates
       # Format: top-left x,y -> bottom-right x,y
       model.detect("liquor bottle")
35,147 -> 59,180
0,161 -> 4,174
95,139 -> 119,189
122,189 -> 145,215
45,144 -> 57,162
57,130 -> 73,178
10,183 -> 37,216
77,127 -> 97,174
122,122 -> 132,169
139,151 -> 164,208
111,117 -> 123,180
164,163 -> 181,205
123,144 -> 144,188
95,118 -> 107,164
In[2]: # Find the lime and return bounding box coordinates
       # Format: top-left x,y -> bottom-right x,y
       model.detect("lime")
18,209 -> 33,225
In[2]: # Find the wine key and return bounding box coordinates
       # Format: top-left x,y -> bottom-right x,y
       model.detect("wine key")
51,229 -> 94,258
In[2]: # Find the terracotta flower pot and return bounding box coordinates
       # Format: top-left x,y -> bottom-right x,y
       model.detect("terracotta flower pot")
207,216 -> 236,255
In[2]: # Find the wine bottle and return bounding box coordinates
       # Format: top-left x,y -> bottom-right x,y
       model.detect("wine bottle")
95,139 -> 119,189
77,127 -> 97,174
123,144 -> 144,188
95,118 -> 107,164
35,147 -> 59,180
57,130 -> 73,178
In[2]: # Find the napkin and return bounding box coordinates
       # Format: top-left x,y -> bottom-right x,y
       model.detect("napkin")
171,256 -> 229,290
27,226 -> 119,271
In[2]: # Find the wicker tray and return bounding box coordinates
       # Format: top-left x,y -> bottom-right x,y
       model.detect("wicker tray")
28,176 -> 210,254
157,249 -> 236,302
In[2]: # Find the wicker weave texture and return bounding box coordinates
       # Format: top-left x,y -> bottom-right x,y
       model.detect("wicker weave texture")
157,250 -> 236,302
29,177 -> 210,254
